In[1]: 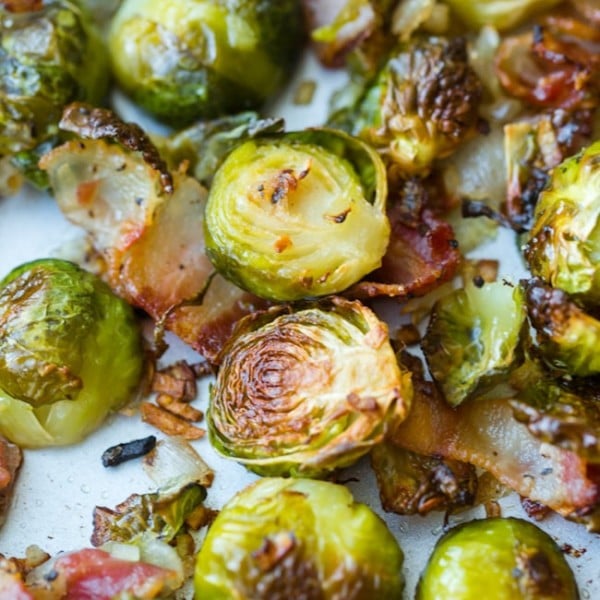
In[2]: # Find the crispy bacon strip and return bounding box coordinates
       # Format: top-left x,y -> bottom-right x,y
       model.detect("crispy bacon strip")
348,209 -> 461,299
390,373 -> 600,527
40,106 -> 266,361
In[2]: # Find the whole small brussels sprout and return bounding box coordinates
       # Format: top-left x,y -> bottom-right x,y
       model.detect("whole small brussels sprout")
416,517 -> 579,599
422,280 -> 526,407
0,259 -> 144,447
194,477 -> 405,599
343,36 -> 483,176
208,297 -> 411,477
442,0 -> 563,31
0,0 -> 108,161
204,128 -> 390,301
525,141 -> 600,305
108,0 -> 304,126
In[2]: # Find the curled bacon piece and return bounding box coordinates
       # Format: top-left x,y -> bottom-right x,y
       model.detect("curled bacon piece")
495,8 -> 600,110
348,208 -> 461,299
390,363 -> 600,528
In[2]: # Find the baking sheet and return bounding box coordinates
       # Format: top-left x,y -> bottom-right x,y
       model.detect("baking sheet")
0,47 -> 599,599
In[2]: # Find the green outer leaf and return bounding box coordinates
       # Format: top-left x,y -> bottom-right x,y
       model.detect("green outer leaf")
416,517 -> 578,599
194,478 -> 405,599
0,259 -> 143,447
207,297 -> 410,478
422,281 -> 526,407
204,128 -> 389,301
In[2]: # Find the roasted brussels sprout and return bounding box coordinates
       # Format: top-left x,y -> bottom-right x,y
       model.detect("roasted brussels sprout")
0,259 -> 144,447
108,0 -> 304,126
0,0 -> 108,174
442,0 -> 563,31
208,297 -> 411,477
525,141 -> 600,304
524,278 -> 600,376
204,129 -> 390,301
416,517 -> 579,599
371,440 -> 477,516
194,477 -> 405,599
422,280 -> 526,407
347,36 -> 483,175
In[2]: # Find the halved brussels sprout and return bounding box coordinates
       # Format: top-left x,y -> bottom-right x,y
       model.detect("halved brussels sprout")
442,0 -> 563,31
0,0 -> 108,160
422,280 -> 526,406
208,297 -> 411,477
194,477 -> 405,599
526,141 -> 600,305
108,0 -> 304,126
525,278 -> 600,376
349,36 -> 483,175
416,517 -> 579,599
0,259 -> 144,447
204,129 -> 390,301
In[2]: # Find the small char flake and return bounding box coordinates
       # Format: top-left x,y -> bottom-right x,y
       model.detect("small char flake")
561,543 -> 586,558
101,435 -> 157,467
472,275 -> 485,288
134,197 -> 143,206
116,163 -> 126,172
326,208 -> 351,223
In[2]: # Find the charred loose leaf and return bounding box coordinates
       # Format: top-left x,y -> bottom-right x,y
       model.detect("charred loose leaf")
194,478 -> 405,598
422,280 -> 527,407
503,109 -> 594,232
525,141 -> 600,305
208,297 -> 411,477
92,482 -> 207,547
156,111 -> 284,188
204,128 -> 390,301
416,517 -> 579,599
371,440 -> 477,516
306,0 -> 397,75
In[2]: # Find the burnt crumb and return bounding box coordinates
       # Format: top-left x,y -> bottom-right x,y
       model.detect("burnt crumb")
101,435 -> 157,467
561,543 -> 587,558
472,275 -> 485,288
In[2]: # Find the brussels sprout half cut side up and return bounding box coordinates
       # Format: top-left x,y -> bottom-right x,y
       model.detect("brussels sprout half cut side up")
0,259 -> 144,447
208,297 -> 411,478
108,0 -> 304,126
194,477 -> 405,599
204,128 -> 390,301
526,141 -> 600,306
416,517 -> 579,600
